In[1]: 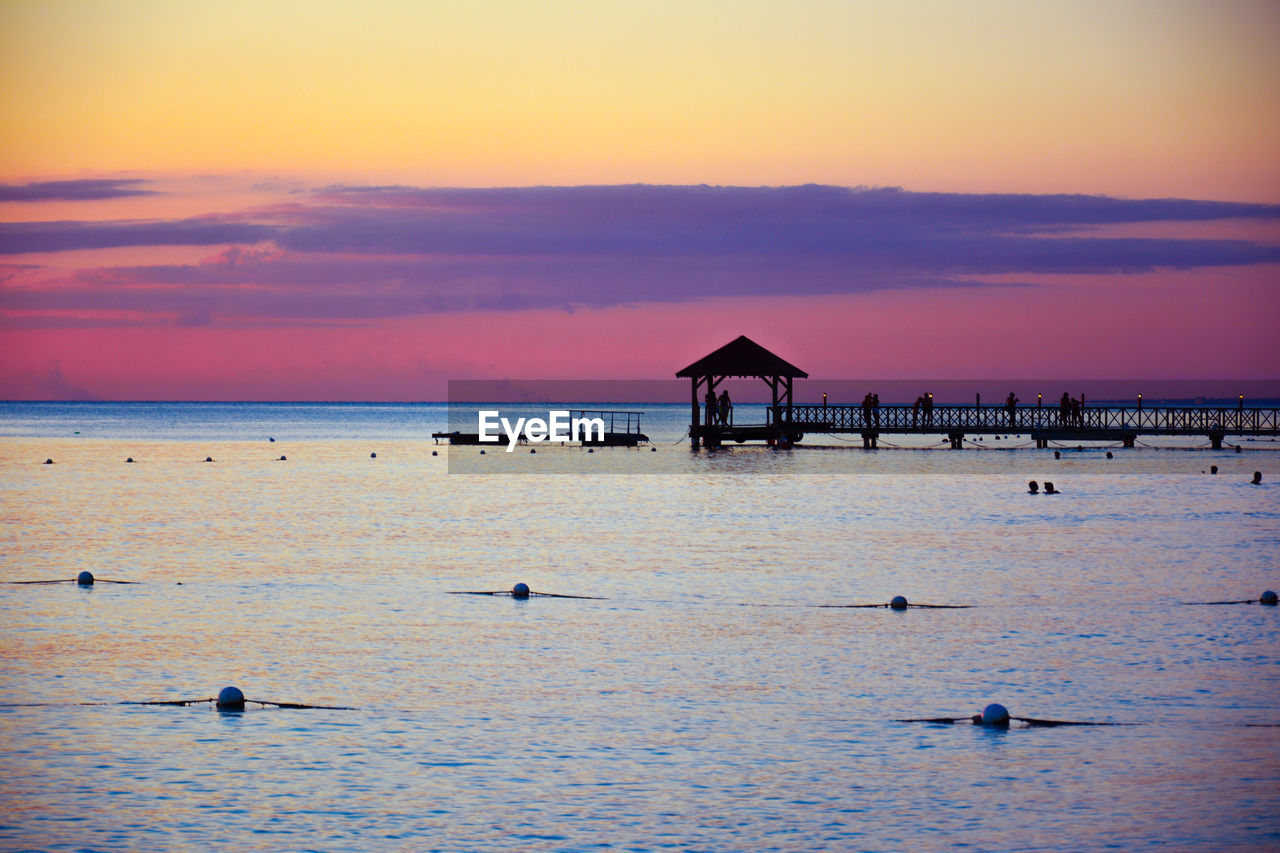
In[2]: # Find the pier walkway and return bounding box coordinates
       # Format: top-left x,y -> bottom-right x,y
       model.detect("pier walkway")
680,335 -> 1278,450
742,403 -> 1280,448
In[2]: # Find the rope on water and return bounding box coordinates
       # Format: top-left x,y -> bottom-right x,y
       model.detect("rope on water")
1181,598 -> 1274,606
447,589 -> 606,600
5,577 -> 136,585
896,715 -> 1135,727
816,602 -> 971,609
0,698 -> 355,710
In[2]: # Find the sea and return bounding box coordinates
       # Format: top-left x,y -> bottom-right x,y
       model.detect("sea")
1,401 -> 1277,851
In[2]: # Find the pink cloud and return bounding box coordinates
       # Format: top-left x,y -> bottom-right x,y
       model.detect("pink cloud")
2,264 -> 1276,400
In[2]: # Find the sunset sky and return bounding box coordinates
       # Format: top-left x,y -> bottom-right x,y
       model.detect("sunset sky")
2,0 -> 1278,400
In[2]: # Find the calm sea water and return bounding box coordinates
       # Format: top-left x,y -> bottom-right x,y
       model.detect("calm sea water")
2,403 -> 1277,851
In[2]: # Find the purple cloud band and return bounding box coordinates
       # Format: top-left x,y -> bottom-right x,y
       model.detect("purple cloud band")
1,185 -> 1277,326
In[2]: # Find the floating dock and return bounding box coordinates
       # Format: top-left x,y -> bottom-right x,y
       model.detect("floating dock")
433,409 -> 649,447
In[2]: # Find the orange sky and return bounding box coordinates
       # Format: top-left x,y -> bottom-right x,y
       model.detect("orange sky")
4,0 -> 1279,199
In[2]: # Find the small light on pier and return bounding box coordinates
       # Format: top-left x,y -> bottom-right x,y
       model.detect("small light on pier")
1137,393 -> 1142,410
1239,394 -> 1244,410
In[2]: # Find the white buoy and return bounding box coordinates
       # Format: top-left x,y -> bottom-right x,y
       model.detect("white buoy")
981,703 -> 1010,727
76,570 -> 94,586
890,595 -> 908,610
512,582 -> 530,599
216,685 -> 246,710
1261,590 -> 1278,606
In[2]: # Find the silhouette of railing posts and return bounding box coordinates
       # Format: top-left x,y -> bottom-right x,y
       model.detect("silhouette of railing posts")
764,404 -> 1280,448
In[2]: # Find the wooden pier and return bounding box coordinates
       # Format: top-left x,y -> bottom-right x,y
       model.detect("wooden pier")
679,336 -> 1280,450
761,402 -> 1280,449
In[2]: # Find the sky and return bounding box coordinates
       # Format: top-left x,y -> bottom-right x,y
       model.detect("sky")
1,0 -> 1278,400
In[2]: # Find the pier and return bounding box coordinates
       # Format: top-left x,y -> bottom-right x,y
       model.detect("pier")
765,402 -> 1280,449
680,337 -> 1280,450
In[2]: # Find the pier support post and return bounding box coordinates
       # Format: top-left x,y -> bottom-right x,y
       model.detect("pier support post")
1208,432 -> 1224,450
861,431 -> 878,449
1122,435 -> 1136,448
948,432 -> 965,449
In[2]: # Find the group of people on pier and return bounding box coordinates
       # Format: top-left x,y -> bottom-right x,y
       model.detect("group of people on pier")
703,388 -> 733,426
910,393 -> 935,427
1059,392 -> 1086,428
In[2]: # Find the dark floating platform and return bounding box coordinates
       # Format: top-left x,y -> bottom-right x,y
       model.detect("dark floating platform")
431,431 -> 648,447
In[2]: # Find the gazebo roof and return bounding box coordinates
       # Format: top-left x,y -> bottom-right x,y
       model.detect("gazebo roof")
676,335 -> 808,379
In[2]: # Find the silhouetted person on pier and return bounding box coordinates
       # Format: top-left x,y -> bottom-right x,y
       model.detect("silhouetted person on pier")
861,393 -> 873,427
872,393 -> 881,427
718,390 -> 732,427
912,396 -> 922,427
705,389 -> 718,426
923,392 -> 934,426
1059,392 -> 1070,426
1006,392 -> 1019,427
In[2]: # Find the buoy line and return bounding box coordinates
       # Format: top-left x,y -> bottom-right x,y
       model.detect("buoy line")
898,703 -> 1134,728
447,582 -> 605,600
7,573 -> 1269,607
4,571 -> 134,586
0,685 -> 353,711
816,595 -> 969,610
1182,591 -> 1277,606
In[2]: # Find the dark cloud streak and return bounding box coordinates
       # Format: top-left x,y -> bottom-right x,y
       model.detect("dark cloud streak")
0,178 -> 156,202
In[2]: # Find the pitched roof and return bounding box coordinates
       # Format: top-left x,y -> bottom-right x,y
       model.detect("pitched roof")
676,335 -> 808,379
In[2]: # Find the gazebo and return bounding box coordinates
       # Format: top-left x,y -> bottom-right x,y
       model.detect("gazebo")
675,335 -> 809,448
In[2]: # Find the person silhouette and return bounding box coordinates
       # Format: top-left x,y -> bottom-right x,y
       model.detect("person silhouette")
705,388 -> 718,426
1006,392 -> 1019,427
718,390 -> 732,427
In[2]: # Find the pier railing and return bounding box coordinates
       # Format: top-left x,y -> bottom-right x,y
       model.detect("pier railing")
768,404 -> 1280,436
569,409 -> 645,436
